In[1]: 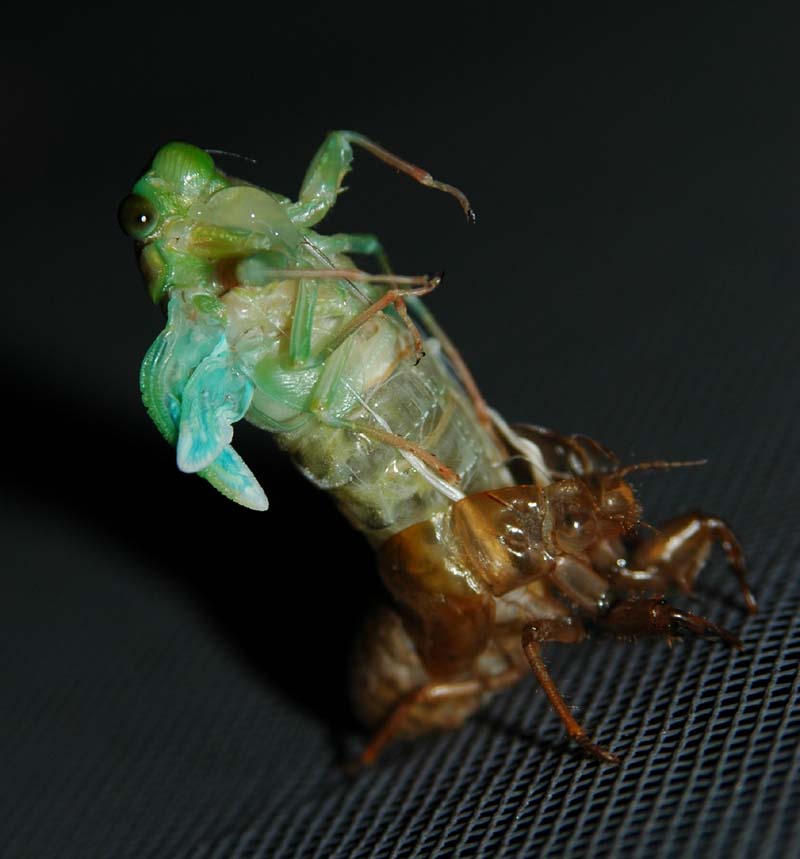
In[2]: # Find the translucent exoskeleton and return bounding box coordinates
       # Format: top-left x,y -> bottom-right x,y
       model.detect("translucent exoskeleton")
120,132 -> 757,765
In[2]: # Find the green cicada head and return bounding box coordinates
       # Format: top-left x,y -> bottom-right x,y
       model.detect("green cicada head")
119,142 -> 229,303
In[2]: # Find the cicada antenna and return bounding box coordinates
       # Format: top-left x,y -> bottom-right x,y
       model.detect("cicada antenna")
635,519 -> 662,536
609,459 -> 708,481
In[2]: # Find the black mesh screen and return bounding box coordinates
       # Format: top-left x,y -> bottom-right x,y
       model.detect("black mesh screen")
189,549 -> 799,859
4,332 -> 798,858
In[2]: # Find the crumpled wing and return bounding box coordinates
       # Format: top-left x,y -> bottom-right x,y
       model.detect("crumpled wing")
140,292 -> 268,511
177,351 -> 254,473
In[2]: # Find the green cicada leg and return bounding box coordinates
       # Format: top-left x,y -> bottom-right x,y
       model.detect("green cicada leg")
288,279 -> 318,366
231,251 -> 320,368
287,131 -> 474,228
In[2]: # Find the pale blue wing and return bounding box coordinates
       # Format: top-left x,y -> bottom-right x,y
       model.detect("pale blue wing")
140,292 -> 268,511
177,352 -> 254,473
203,446 -> 268,511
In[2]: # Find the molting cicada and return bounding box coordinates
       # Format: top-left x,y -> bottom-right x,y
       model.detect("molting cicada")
120,132 -> 756,764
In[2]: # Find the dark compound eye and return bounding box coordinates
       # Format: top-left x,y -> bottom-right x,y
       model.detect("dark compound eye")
118,193 -> 159,239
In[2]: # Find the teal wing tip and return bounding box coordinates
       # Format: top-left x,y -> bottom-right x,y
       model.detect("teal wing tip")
198,447 -> 270,512
222,479 -> 269,512
242,490 -> 269,512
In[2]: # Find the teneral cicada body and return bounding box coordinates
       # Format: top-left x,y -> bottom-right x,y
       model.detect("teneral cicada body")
121,133 -> 756,764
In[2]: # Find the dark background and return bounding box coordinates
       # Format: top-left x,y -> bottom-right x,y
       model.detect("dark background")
3,4 -> 799,857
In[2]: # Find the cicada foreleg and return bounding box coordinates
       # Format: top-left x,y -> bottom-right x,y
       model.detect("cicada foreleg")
597,596 -> 743,649
521,618 -> 621,765
619,513 -> 757,613
287,130 -> 474,229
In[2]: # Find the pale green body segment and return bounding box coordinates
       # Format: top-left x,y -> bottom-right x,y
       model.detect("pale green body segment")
124,133 -> 511,543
